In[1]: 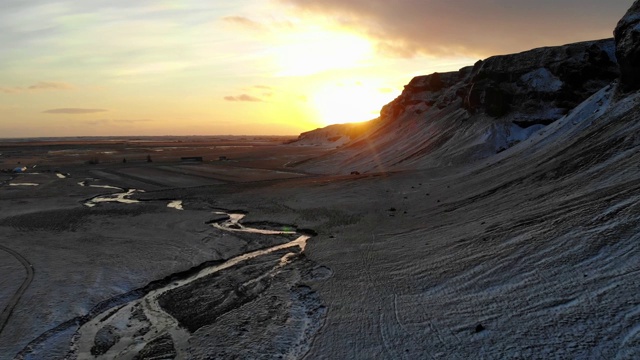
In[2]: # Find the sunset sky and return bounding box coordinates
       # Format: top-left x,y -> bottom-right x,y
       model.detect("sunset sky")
0,0 -> 631,138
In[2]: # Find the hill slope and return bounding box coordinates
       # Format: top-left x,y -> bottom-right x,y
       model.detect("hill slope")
292,38 -> 620,174
282,4 -> 640,357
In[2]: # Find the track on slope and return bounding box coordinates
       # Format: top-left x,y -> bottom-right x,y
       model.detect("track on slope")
0,244 -> 34,335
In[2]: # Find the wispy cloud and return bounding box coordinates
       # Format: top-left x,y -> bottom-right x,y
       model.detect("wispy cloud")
28,81 -> 74,91
224,94 -> 263,102
0,87 -> 22,94
222,16 -> 266,31
43,108 -> 108,114
0,81 -> 74,94
114,62 -> 191,77
85,118 -> 152,125
113,119 -> 152,123
222,15 -> 295,33
84,119 -> 110,126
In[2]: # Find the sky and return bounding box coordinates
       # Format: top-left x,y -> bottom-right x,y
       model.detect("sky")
0,0 -> 632,138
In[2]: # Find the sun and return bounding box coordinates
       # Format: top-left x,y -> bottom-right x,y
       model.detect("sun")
262,20 -> 399,127
311,83 -> 398,126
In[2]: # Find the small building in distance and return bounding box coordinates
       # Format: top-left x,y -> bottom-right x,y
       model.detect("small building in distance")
181,156 -> 203,163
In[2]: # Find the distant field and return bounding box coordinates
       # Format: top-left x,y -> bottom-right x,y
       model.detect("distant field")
0,136 -> 329,185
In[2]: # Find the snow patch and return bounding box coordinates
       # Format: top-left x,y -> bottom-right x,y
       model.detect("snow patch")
506,123 -> 545,144
167,200 -> 183,210
520,68 -> 563,92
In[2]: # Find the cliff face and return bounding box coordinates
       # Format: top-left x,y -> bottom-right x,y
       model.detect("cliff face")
293,38 -> 620,174
465,40 -> 618,122
615,0 -> 640,90
384,39 -> 618,125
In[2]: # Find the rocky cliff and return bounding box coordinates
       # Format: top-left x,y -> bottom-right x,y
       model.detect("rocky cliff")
615,0 -> 640,91
293,36 -> 622,174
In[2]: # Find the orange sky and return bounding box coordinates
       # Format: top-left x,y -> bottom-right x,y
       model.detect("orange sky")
0,0 -> 631,138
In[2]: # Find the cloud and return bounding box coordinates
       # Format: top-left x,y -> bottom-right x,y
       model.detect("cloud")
27,81 -> 73,91
224,94 -> 263,102
113,119 -> 152,123
222,16 -> 266,31
222,16 -> 294,32
0,81 -> 74,94
254,85 -> 272,89
278,0 -> 631,57
85,118 -> 152,125
84,119 -> 110,126
43,108 -> 108,114
0,87 -> 22,94
114,62 -> 191,77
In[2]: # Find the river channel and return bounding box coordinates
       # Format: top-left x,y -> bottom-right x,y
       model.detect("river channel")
16,181 -> 323,359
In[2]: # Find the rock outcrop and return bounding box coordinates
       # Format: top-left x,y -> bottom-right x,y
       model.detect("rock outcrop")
379,39 -> 618,128
464,39 -> 618,124
293,122 -> 372,148
614,0 -> 640,90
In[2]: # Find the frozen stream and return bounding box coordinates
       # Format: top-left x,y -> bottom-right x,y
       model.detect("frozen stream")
83,188 -> 143,207
12,180 -> 316,358
68,211 -> 312,359
79,181 -> 181,209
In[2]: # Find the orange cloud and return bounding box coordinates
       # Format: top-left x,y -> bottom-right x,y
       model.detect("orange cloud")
222,16 -> 266,31
0,81 -> 74,94
28,82 -> 74,91
85,119 -> 152,125
0,87 -> 22,94
43,108 -> 108,114
224,94 -> 263,102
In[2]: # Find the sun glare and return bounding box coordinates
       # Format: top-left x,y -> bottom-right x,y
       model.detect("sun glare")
312,83 -> 398,126
273,29 -> 372,77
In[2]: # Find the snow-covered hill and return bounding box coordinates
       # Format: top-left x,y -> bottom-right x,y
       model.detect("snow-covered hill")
291,37 -> 621,174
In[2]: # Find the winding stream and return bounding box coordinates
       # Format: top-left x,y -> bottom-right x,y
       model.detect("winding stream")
79,181 -> 184,210
67,211 -> 312,359
12,178 -> 319,359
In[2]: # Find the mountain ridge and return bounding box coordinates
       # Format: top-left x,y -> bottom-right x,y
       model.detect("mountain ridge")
292,34 -> 628,174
